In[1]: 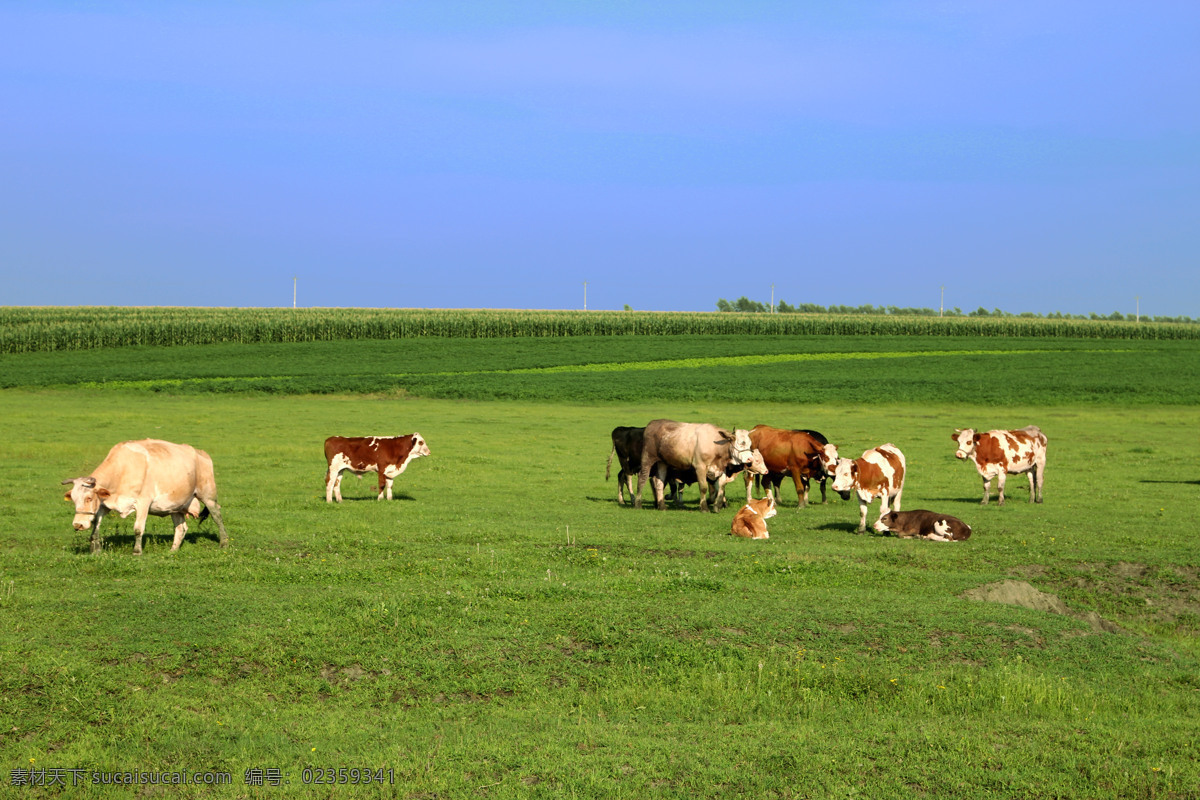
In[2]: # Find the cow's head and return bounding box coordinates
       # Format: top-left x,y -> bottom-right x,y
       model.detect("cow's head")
873,512 -> 895,533
409,433 -> 431,459
952,428 -> 977,460
62,477 -> 110,530
742,448 -> 768,476
830,458 -> 857,500
817,443 -> 840,476
717,428 -> 755,465
759,494 -> 777,520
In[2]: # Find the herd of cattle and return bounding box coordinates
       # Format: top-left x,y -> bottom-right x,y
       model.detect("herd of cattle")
58,422 -> 1047,554
605,421 -> 1049,542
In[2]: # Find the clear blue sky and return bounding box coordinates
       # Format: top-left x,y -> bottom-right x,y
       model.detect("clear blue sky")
2,1 -> 1197,316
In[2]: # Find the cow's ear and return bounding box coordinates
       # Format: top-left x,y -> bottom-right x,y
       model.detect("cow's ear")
973,434 -> 981,444
951,431 -> 960,440
63,491 -> 73,502
95,487 -> 111,499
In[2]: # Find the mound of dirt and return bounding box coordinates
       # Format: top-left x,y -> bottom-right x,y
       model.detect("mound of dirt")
962,580 -> 1122,634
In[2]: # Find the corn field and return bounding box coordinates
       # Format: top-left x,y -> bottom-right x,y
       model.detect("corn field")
2,307 -> 1198,354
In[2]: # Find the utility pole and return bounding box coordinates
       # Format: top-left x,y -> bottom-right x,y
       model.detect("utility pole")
1135,295 -> 1140,323
583,281 -> 588,311
770,283 -> 775,313
293,276 -> 297,309
940,285 -> 945,317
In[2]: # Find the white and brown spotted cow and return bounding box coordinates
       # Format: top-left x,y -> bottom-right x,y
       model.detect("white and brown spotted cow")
62,439 -> 228,555
830,443 -> 906,534
324,434 -> 431,503
952,426 -> 1047,505
634,420 -> 754,512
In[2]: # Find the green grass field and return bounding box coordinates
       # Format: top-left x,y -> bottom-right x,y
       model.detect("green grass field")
1,331 -> 1197,798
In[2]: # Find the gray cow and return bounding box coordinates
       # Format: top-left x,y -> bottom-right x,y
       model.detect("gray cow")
634,420 -> 753,512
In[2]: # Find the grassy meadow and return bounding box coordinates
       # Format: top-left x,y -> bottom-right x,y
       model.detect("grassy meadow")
1,327 -> 1198,799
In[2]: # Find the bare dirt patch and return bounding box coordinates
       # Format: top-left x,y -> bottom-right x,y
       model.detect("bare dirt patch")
962,580 -> 1123,633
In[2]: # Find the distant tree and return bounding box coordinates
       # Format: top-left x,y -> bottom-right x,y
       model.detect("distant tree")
623,304 -> 633,311
734,296 -> 768,313
716,299 -> 734,312
776,300 -> 796,313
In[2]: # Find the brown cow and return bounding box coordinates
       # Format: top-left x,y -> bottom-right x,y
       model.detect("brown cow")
324,433 -> 431,503
952,426 -> 1047,505
745,425 -> 838,509
62,439 -> 228,555
830,443 -> 906,534
876,510 -> 972,541
634,420 -> 754,512
605,426 -> 644,505
731,495 -> 777,540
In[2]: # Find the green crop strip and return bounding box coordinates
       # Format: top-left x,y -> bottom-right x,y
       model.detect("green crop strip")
71,347 -> 1124,392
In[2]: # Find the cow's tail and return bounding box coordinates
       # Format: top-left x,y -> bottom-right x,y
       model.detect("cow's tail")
605,443 -> 615,481
198,505 -> 210,524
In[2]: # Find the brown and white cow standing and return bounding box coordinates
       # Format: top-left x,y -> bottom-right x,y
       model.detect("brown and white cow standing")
744,425 -> 838,509
830,443 -> 906,534
952,426 -> 1047,505
605,426 -> 645,505
324,433 -> 431,503
62,439 -> 229,555
634,420 -> 753,512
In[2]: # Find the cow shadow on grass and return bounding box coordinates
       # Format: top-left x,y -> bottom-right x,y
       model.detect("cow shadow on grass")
815,522 -> 869,535
333,493 -> 417,502
1140,479 -> 1200,486
73,526 -> 226,555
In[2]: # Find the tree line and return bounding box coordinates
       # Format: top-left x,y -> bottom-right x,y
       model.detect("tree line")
714,297 -> 1197,324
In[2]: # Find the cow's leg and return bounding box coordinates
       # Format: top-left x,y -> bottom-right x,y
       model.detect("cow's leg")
818,477 -> 828,504
170,512 -> 188,552
634,461 -> 652,509
996,472 -> 1008,506
856,498 -> 869,534
744,470 -> 755,501
624,471 -> 635,505
89,506 -> 108,555
651,463 -> 668,511
325,466 -> 342,503
132,499 -> 152,555
694,466 -> 712,513
382,476 -> 395,501
980,476 -> 992,505
198,500 -> 230,547
790,467 -> 807,509
1034,459 -> 1045,503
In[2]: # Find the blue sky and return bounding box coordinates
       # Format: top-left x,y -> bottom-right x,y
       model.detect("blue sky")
2,1 -> 1197,316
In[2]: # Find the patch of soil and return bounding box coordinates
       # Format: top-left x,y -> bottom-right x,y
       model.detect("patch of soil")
962,580 -> 1123,634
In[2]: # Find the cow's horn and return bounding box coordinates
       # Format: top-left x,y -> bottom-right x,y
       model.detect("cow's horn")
82,477 -> 96,488
60,478 -> 76,485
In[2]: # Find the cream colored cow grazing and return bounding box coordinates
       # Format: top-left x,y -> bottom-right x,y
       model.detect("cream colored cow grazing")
952,426 -> 1047,505
62,439 -> 228,555
830,443 -> 906,534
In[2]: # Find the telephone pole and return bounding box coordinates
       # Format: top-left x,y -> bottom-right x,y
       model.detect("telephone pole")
583,281 -> 588,311
770,283 -> 775,313
293,277 -> 297,309
939,285 -> 945,317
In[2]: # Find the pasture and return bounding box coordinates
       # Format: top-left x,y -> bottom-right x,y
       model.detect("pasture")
1,331 -> 1198,798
